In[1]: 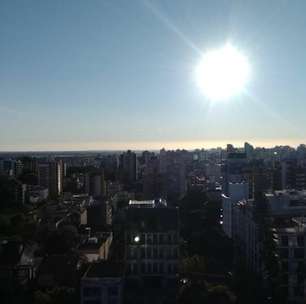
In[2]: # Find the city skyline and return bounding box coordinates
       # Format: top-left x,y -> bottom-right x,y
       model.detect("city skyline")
1,138 -> 306,153
1,0 -> 306,151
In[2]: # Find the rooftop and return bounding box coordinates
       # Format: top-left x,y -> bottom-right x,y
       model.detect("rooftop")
267,190 -> 306,198
125,206 -> 179,231
128,199 -> 167,208
84,261 -> 125,278
79,234 -> 111,250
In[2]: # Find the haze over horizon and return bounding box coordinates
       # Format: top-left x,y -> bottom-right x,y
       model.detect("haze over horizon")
1,0 -> 306,151
1,139 -> 305,153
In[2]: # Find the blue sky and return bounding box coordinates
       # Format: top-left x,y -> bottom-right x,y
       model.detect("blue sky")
1,0 -> 306,151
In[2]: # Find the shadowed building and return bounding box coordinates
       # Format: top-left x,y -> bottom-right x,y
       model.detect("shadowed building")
38,160 -> 63,199
81,262 -> 125,304
123,199 -> 179,304
119,150 -> 137,186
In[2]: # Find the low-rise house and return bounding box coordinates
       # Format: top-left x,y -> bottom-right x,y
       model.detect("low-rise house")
79,233 -> 113,262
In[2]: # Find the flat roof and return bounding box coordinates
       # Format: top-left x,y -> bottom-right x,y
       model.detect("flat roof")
84,261 -> 125,278
129,200 -> 155,205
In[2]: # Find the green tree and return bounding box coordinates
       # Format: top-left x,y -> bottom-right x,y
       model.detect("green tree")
181,255 -> 207,274
48,287 -> 76,304
178,280 -> 208,304
44,225 -> 79,254
0,215 -> 10,235
34,290 -> 52,304
207,285 -> 236,304
34,288 -> 76,304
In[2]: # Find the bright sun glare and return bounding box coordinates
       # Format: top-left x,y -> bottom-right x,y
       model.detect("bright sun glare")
195,43 -> 250,101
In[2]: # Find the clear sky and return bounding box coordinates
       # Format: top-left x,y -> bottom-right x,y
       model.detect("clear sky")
1,0 -> 306,151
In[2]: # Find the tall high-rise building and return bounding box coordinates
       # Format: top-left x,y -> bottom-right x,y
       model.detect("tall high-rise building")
157,149 -> 188,200
244,142 -> 254,159
222,182 -> 249,238
222,151 -> 248,195
119,150 -> 137,185
38,160 -> 63,199
142,156 -> 163,199
164,162 -> 187,201
38,163 -> 49,189
85,170 -> 106,198
2,159 -> 16,176
21,157 -> 38,175
281,159 -> 306,190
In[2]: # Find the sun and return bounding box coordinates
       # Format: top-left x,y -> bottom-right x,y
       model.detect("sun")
195,43 -> 250,101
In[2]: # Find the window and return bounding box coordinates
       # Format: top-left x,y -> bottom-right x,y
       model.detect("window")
83,287 -> 101,297
294,248 -> 304,259
129,247 -> 136,258
159,262 -> 164,273
153,247 -> 158,258
132,263 -> 138,274
297,273 -> 304,285
147,262 -> 152,273
280,248 -> 289,259
153,234 -> 158,244
281,273 -> 288,284
281,261 -> 288,271
167,263 -> 172,273
153,263 -> 158,273
108,286 -> 118,296
128,263 -> 132,274
141,248 -> 145,258
281,236 -> 288,247
141,262 -> 146,273
297,261 -> 305,274
294,285 -> 304,297
297,236 -> 304,247
147,247 -> 152,259
173,263 -> 178,273
279,286 -> 288,299
172,247 -> 178,258
164,248 -> 169,259
159,248 -> 163,258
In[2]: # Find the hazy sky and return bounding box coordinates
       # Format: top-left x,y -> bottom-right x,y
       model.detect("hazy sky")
1,0 -> 306,151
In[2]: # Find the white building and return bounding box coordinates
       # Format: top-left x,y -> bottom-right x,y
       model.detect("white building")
232,200 -> 262,273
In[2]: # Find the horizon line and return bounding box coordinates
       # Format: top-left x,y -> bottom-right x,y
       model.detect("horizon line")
0,139 -> 305,153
